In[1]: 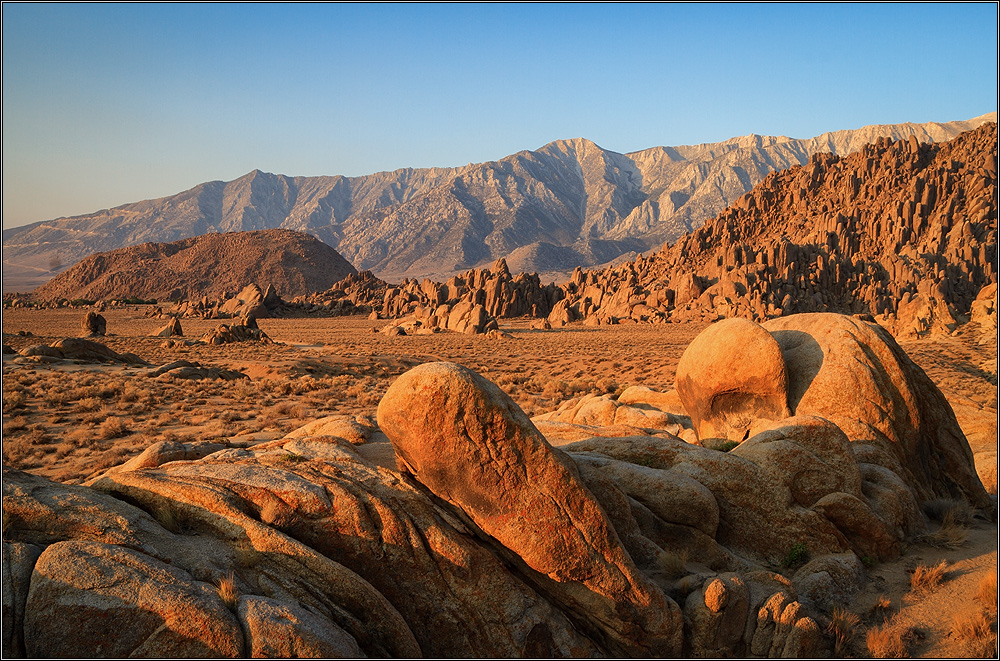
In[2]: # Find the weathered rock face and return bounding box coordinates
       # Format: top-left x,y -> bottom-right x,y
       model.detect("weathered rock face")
80,311 -> 106,336
153,317 -> 183,337
377,362 -> 683,657
675,318 -> 791,442
3,313 -> 991,659
762,313 -> 990,508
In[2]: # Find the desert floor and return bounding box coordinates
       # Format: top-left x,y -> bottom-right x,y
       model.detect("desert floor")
2,306 -> 997,658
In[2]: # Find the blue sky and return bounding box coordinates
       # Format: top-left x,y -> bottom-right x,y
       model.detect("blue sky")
2,3 -> 997,229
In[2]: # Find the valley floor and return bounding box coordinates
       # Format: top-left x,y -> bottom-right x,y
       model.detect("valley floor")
2,307 -> 997,657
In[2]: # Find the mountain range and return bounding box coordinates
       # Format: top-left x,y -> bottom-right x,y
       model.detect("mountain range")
2,113 -> 994,292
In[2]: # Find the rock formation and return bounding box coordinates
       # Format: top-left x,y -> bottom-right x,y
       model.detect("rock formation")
5,115 -> 992,290
80,311 -> 106,336
3,313 -> 990,658
28,230 -> 357,303
13,338 -> 146,366
552,123 -> 998,335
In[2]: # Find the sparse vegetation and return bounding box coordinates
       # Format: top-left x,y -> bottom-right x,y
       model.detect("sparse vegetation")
868,593 -> 893,621
866,616 -> 916,658
976,572 -> 997,618
217,572 -> 239,612
98,416 -> 131,440
782,542 -> 809,569
951,609 -> 997,657
827,606 -> 861,656
910,560 -> 948,595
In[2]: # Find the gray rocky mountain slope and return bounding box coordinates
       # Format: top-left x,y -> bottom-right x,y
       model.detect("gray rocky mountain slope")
3,113 -> 993,290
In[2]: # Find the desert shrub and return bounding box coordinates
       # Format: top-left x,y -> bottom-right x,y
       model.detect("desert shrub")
656,549 -> 689,578
92,447 -> 130,470
910,560 -> 947,594
866,617 -> 915,658
827,606 -> 861,656
73,396 -> 103,413
782,542 -> 809,569
22,426 -> 52,446
3,416 -> 28,433
67,428 -> 98,448
3,389 -> 26,412
98,416 -> 130,440
716,440 -> 740,452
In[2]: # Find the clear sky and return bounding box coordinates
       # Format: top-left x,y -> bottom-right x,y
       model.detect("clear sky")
2,2 -> 997,230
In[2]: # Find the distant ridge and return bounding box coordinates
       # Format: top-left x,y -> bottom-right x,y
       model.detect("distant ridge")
30,229 -> 357,302
3,113 -> 994,291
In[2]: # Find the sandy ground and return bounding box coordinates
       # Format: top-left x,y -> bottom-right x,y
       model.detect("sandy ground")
2,306 -> 997,657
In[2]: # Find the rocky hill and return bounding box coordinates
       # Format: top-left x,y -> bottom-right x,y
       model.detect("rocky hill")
30,229 -> 357,302
272,124 -> 997,342
550,122 -> 998,336
3,114 -> 993,290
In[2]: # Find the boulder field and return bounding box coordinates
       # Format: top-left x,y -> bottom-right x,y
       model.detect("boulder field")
2,313 -> 991,658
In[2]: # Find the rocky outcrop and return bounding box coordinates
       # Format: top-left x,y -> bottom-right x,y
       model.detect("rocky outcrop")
200,323 -> 271,345
153,317 -> 183,337
552,124 -> 998,335
3,312 -> 990,658
80,311 -> 106,336
14,338 -> 146,365
144,360 -> 248,381
378,362 -> 683,657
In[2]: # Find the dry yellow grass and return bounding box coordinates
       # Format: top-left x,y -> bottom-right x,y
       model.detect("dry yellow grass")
827,606 -> 861,656
951,610 -> 997,658
866,617 -> 916,658
910,560 -> 948,595
976,572 -> 997,619
216,572 -> 239,613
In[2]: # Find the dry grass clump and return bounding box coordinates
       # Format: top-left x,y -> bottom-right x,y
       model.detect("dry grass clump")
922,498 -> 975,525
216,572 -> 239,613
866,615 -> 918,658
98,416 -> 131,440
951,609 -> 997,658
910,560 -> 948,595
977,572 -> 997,619
73,396 -> 103,413
919,510 -> 970,549
827,606 -> 862,656
868,593 -> 894,621
656,549 -> 689,577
